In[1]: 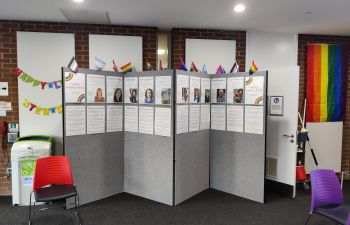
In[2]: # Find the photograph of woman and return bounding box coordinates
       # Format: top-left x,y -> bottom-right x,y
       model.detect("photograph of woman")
217,89 -> 226,103
233,89 -> 244,103
193,88 -> 200,103
129,89 -> 138,103
205,89 -> 210,103
113,88 -> 123,103
94,88 -> 105,102
144,88 -> 154,104
182,88 -> 189,103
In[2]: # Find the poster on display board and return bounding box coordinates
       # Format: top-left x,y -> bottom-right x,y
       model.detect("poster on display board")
227,105 -> 244,132
124,105 -> 138,132
211,78 -> 226,103
190,76 -> 201,103
155,76 -> 172,105
106,76 -> 123,103
227,77 -> 244,104
106,105 -> 123,132
245,76 -> 264,105
176,75 -> 189,104
65,105 -> 86,136
139,106 -> 154,134
155,107 -> 171,137
139,76 -> 154,105
176,105 -> 189,134
269,96 -> 284,116
189,105 -> 200,132
87,106 -> 105,134
211,105 -> 226,130
124,77 -> 138,104
201,78 -> 211,103
87,74 -> 106,103
64,72 -> 86,103
245,106 -> 264,135
200,105 -> 210,130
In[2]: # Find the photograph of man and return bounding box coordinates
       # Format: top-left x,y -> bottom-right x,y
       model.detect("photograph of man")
94,88 -> 105,102
205,89 -> 210,103
193,88 -> 200,103
161,88 -> 171,104
144,88 -> 154,104
129,89 -> 138,103
113,88 -> 123,103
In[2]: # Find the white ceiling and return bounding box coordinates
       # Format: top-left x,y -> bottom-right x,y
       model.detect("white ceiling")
0,0 -> 349,35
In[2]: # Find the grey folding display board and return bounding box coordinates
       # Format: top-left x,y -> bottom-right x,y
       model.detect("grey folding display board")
209,71 -> 267,203
174,70 -> 210,205
124,70 -> 174,206
62,68 -> 124,206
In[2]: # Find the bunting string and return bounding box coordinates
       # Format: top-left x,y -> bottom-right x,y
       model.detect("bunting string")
14,68 -> 62,90
22,99 -> 62,116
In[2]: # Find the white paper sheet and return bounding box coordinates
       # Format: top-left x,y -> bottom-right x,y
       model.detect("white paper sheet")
0,109 -> 6,116
227,77 -> 244,104
107,105 -> 123,132
211,78 -> 226,103
200,104 -> 210,130
87,106 -> 105,134
139,76 -> 154,105
139,106 -> 154,134
245,76 -> 264,105
64,72 -> 86,103
65,105 -> 86,136
124,105 -> 138,132
0,101 -> 11,111
106,76 -> 123,103
190,76 -> 201,103
155,76 -> 172,105
245,106 -> 264,134
176,75 -> 189,103
176,105 -> 189,134
201,78 -> 211,103
211,105 -> 226,130
189,105 -> 200,132
124,77 -> 138,104
87,74 -> 106,103
227,105 -> 244,132
155,107 -> 171,137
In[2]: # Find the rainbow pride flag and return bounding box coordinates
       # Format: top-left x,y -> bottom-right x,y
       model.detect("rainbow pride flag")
121,62 -> 132,74
249,60 -> 258,75
306,44 -> 346,122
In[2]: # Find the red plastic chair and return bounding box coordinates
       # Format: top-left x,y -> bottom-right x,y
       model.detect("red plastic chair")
28,156 -> 82,225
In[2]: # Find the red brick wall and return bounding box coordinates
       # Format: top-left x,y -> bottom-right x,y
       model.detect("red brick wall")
0,20 -> 157,196
298,34 -> 350,174
171,28 -> 246,71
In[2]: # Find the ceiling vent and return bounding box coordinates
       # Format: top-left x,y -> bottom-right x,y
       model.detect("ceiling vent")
60,9 -> 111,24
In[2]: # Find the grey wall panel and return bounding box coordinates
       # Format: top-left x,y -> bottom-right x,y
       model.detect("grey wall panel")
175,130 -> 210,205
124,132 -> 173,205
210,130 -> 265,203
65,132 -> 124,205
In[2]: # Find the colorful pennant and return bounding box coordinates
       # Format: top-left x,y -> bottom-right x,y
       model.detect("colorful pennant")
146,61 -> 153,71
14,68 -> 62,90
112,60 -> 119,72
121,62 -> 133,74
22,99 -> 62,116
159,60 -> 164,71
249,60 -> 258,75
178,57 -> 188,71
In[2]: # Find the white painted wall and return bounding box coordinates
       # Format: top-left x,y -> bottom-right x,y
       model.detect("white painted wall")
17,32 -> 74,154
305,122 -> 343,173
245,31 -> 298,71
89,34 -> 143,72
185,39 -> 236,74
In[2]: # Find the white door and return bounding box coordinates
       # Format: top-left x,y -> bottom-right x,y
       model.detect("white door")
266,66 -> 299,198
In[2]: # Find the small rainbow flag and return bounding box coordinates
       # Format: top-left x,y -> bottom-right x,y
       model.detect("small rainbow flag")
121,62 -> 132,74
249,60 -> 258,75
159,60 -> 164,71
147,62 -> 153,71
306,44 -> 346,122
178,57 -> 187,71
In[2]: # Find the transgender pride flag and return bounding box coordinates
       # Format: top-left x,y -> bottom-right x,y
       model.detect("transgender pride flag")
95,56 -> 106,71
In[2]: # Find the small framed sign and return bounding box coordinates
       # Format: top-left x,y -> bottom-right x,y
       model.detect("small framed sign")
269,96 -> 284,116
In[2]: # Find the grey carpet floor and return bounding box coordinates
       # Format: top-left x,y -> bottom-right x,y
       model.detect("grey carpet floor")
1,185 -> 349,225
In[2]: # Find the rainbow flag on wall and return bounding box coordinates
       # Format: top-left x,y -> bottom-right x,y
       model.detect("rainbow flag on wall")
306,44 -> 346,122
121,62 -> 133,74
249,60 -> 258,75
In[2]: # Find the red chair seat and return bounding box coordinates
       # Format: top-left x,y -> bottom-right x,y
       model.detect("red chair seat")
34,184 -> 77,202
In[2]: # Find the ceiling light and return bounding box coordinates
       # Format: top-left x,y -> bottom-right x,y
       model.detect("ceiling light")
73,0 -> 84,3
158,49 -> 166,55
234,4 -> 245,13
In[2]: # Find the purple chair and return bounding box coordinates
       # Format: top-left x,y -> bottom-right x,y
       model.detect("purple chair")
305,169 -> 350,225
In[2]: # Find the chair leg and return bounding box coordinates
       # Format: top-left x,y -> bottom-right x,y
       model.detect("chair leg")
305,213 -> 312,225
33,202 -> 36,225
74,194 -> 82,225
28,192 -> 32,225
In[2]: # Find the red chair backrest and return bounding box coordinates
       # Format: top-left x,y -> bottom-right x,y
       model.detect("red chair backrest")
33,156 -> 74,190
